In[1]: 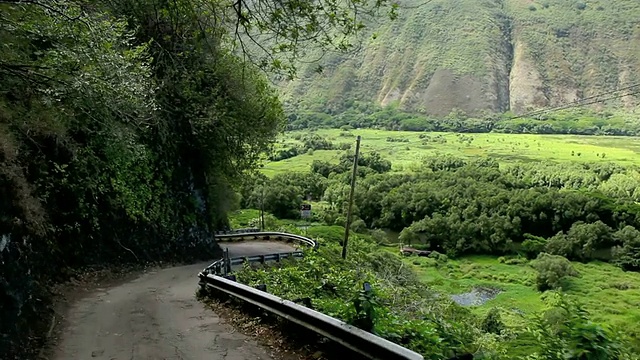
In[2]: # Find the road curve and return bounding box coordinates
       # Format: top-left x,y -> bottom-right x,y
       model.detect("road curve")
50,241 -> 296,360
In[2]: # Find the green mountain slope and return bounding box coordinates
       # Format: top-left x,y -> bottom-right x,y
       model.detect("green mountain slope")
281,0 -> 640,117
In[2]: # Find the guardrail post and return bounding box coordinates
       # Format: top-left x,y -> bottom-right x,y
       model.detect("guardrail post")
276,253 -> 282,262
260,255 -> 265,264
293,297 -> 313,309
223,248 -> 231,275
255,284 -> 267,292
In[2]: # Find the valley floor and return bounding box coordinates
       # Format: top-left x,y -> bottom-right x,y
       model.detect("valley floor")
263,129 -> 640,176
407,254 -> 640,350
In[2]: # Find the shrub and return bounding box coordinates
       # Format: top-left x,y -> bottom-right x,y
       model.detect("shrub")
505,257 -> 527,265
481,308 -> 504,335
521,234 -> 547,259
350,218 -> 368,233
611,225 -> 640,271
610,282 -> 633,291
421,258 -> 438,267
531,253 -> 579,291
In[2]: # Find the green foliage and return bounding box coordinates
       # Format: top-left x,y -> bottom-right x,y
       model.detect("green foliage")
531,253 -> 579,291
242,171 -> 329,219
269,133 -> 337,161
244,176 -> 303,219
399,227 -> 420,245
546,221 -> 613,261
286,107 -> 640,136
409,254 -> 640,353
481,308 -> 504,335
306,225 -> 347,243
526,296 -> 632,360
522,235 -> 548,260
611,226 -> 640,271
236,235 -> 497,359
263,129 -> 640,178
267,131 -> 640,268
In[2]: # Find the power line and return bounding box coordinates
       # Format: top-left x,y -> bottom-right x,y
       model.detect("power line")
551,89 -> 640,111
509,83 -> 640,120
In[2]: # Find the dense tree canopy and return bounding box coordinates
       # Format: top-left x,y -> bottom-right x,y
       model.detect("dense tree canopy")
276,152 -> 640,268
286,105 -> 640,137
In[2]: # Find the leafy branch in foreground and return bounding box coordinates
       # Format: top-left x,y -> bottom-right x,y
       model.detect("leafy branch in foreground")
525,295 -> 633,360
201,0 -> 397,78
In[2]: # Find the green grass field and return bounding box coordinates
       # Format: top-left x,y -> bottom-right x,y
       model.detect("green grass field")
408,255 -> 640,347
263,129 -> 640,176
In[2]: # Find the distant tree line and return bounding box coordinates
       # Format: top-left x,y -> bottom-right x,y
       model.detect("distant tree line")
286,105 -> 640,136
268,133 -> 351,161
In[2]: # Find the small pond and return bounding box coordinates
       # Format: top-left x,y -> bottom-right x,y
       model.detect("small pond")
450,287 -> 502,306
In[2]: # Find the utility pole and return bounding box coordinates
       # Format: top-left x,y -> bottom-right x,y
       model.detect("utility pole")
260,183 -> 265,231
342,135 -> 361,260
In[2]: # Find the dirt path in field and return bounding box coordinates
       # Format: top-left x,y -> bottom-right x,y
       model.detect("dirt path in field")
49,241 -> 296,360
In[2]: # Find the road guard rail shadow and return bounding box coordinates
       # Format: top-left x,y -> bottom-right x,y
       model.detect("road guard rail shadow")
198,230 -> 424,360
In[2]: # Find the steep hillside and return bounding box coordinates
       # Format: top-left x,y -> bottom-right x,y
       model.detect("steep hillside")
281,0 -> 640,117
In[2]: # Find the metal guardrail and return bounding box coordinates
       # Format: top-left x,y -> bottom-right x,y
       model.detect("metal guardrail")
214,228 -> 260,235
214,231 -> 318,249
200,274 -> 424,360
198,230 -> 424,360
201,231 -> 316,276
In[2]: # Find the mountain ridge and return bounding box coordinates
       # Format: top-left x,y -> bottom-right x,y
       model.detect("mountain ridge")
280,0 -> 640,117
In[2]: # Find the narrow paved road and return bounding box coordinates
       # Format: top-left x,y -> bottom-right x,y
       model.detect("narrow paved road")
51,241 -> 296,360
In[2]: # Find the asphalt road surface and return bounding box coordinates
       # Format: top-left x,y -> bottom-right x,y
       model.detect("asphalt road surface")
50,241 -> 296,360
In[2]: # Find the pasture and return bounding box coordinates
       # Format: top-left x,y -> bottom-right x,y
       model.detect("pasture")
408,255 -> 640,350
262,129 -> 640,176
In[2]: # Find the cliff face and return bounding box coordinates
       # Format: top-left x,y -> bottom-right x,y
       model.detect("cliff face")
281,0 -> 640,116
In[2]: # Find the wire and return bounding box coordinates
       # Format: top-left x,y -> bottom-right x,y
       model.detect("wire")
509,83 -> 640,120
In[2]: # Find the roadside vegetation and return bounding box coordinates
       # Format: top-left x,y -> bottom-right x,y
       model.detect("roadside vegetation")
228,210 -> 640,358
232,129 -> 640,357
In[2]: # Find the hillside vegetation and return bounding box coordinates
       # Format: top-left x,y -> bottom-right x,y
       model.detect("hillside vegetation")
281,0 -> 640,117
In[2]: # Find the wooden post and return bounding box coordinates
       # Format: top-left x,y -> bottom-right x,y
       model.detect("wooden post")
260,183 -> 265,231
342,135 -> 361,260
